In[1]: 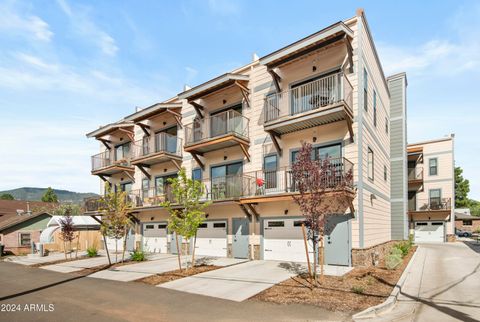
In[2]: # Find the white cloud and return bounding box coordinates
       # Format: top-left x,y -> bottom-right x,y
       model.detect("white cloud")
207,0 -> 241,15
55,0 -> 119,56
184,66 -> 198,84
0,2 -> 53,42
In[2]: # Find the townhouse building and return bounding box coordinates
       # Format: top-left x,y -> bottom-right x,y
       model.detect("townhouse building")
407,135 -> 455,242
86,9 -> 406,267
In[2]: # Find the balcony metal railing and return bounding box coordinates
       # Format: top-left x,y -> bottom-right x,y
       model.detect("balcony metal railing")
408,167 -> 423,181
91,149 -> 132,172
264,72 -> 353,123
84,197 -> 102,212
243,157 -> 354,197
184,109 -> 250,146
408,198 -> 452,212
132,133 -> 182,160
129,187 -> 175,207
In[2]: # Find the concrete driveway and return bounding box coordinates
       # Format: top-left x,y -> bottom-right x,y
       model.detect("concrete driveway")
4,252 -> 86,266
373,242 -> 480,322
159,260 -> 299,302
41,254 -> 120,273
88,254 -> 246,282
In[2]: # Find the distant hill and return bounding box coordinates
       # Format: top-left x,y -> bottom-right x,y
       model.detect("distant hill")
0,187 -> 99,203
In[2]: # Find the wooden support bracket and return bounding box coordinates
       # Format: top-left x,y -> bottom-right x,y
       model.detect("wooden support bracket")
345,36 -> 354,74
190,102 -> 204,119
345,116 -> 354,143
99,139 -> 112,150
268,69 -> 282,93
137,164 -> 151,180
98,174 -> 110,182
123,170 -> 135,182
239,143 -> 251,162
138,123 -> 150,137
191,153 -> 205,170
267,131 -> 282,157
245,203 -> 259,218
118,128 -> 135,142
234,80 -> 251,108
171,159 -> 181,170
90,215 -> 103,225
238,204 -> 252,219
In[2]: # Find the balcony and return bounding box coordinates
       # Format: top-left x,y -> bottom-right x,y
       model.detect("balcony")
263,72 -> 353,136
129,187 -> 175,208
408,167 -> 423,188
131,133 -> 182,169
200,174 -> 254,202
91,150 -> 134,177
240,157 -> 355,203
84,197 -> 102,212
408,198 -> 452,213
184,109 -> 250,162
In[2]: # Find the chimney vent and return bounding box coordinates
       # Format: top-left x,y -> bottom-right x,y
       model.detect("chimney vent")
183,84 -> 191,91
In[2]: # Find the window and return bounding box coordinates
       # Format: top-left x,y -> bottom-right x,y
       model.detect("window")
142,178 -> 149,198
416,222 -> 428,226
363,68 -> 368,111
115,142 -> 131,161
463,220 -> 473,226
142,136 -> 150,155
263,154 -> 278,189
431,222 -> 443,226
385,117 -> 389,134
211,162 -> 243,198
293,220 -> 305,227
268,221 -> 284,227
373,90 -> 377,126
429,189 -> 441,209
429,158 -> 438,176
384,165 -> 387,181
192,168 -> 202,181
155,174 -> 177,196
145,224 -> 154,229
20,233 -> 31,246
291,143 -> 341,164
368,147 -> 374,181
158,224 -> 167,229
198,223 -> 207,228
120,182 -> 132,193
213,222 -> 226,228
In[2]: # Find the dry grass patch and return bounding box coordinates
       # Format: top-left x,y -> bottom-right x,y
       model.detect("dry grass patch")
137,265 -> 219,285
253,246 -> 416,313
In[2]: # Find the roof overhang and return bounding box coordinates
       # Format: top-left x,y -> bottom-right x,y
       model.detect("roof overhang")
86,121 -> 134,139
124,103 -> 182,123
178,73 -> 249,101
259,21 -> 353,69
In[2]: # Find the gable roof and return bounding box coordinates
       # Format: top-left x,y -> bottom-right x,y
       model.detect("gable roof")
0,200 -> 54,231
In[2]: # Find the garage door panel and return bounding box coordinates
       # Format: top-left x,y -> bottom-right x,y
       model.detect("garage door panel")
195,220 -> 227,257
143,223 -> 168,253
264,239 -> 313,262
414,221 -> 444,242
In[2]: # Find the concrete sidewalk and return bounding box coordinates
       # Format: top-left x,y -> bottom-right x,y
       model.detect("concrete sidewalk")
159,260 -> 298,302
4,251 -> 86,266
41,254 -> 120,273
362,243 -> 480,321
88,255 -> 247,282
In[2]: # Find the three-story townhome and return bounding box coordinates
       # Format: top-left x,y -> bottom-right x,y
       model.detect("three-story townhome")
86,9 -> 406,267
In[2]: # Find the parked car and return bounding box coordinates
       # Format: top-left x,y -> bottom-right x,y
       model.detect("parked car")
456,229 -> 472,237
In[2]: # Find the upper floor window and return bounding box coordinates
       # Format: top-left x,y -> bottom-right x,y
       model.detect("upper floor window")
192,168 -> 202,181
291,143 -> 341,164
385,117 -> 389,134
142,178 -> 149,197
115,142 -> 130,161
429,158 -> 438,176
368,147 -> 374,181
373,90 -> 377,127
363,68 -> 368,112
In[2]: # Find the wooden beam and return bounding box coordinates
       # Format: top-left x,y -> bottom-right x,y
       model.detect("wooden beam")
267,131 -> 282,157
345,36 -> 354,74
238,204 -> 252,219
190,102 -> 204,119
165,108 -> 182,118
239,143 -> 251,162
118,128 -> 135,142
127,214 -> 140,224
123,170 -> 135,182
98,174 -> 110,182
345,116 -> 354,143
234,80 -> 250,108
136,164 -> 151,180
171,159 -> 181,170
191,153 -> 205,170
173,115 -> 183,129
99,139 -> 111,150
245,203 -> 259,218
268,69 -> 281,93
90,215 -> 103,225
138,123 -> 150,137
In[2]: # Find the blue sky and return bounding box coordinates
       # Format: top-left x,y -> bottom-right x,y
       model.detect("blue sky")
0,0 -> 479,199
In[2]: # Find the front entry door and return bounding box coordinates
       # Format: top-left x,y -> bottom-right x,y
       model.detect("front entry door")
170,232 -> 183,254
324,215 -> 351,266
232,218 -> 249,259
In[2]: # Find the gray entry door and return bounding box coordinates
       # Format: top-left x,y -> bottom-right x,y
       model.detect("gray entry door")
232,218 -> 249,259
170,232 -> 183,254
126,228 -> 135,251
324,215 -> 351,266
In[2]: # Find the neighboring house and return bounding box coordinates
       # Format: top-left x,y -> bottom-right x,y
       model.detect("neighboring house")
407,135 -> 455,242
0,200 -> 53,255
455,213 -> 480,234
86,9 -> 404,266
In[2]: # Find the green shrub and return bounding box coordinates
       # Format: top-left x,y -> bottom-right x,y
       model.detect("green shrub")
86,246 -> 98,257
390,247 -> 403,258
351,285 -> 365,294
130,250 -> 146,261
396,241 -> 411,257
385,253 -> 402,270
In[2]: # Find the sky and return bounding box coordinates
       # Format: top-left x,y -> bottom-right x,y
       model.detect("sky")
0,0 -> 479,199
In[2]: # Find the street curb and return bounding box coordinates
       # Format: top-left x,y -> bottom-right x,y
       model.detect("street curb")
352,247 -> 419,321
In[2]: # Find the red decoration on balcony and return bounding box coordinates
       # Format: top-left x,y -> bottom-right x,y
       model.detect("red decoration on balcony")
256,178 -> 264,187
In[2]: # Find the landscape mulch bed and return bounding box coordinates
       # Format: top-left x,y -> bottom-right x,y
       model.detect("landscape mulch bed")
137,265 -> 219,285
253,246 -> 417,313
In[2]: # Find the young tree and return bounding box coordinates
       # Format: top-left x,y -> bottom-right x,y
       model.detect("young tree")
42,187 -> 58,203
290,142 -> 354,284
161,168 -> 211,271
52,204 -> 83,259
0,193 -> 14,200
455,166 -> 470,208
99,183 -> 133,264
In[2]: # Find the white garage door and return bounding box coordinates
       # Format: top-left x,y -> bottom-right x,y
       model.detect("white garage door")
263,218 -> 313,262
414,221 -> 444,243
194,220 -> 227,257
143,223 -> 168,253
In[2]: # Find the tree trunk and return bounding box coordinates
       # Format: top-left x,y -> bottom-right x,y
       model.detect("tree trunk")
320,235 -> 325,282
175,233 -> 182,271
102,232 -> 111,266
115,238 -> 118,263
191,232 -> 198,270
122,228 -> 127,263
69,240 -> 72,259
301,224 -> 312,280
75,233 -> 80,259
63,240 -> 67,260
